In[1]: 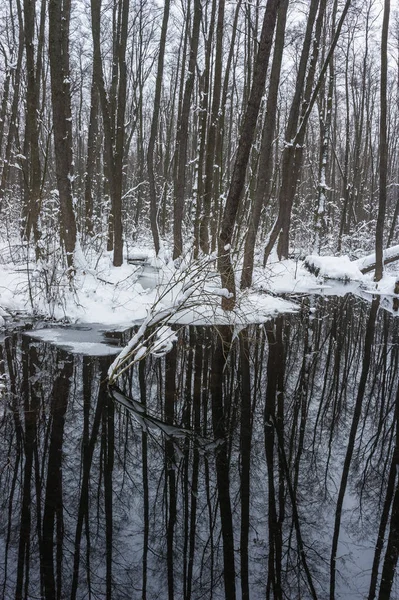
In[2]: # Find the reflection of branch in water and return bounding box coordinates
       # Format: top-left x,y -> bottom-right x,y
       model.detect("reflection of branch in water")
109,385 -> 222,453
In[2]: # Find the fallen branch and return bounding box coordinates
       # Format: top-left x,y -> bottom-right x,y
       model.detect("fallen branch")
107,255 -> 230,384
355,245 -> 399,274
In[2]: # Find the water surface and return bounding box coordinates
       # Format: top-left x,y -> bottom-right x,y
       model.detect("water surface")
0,295 -> 398,599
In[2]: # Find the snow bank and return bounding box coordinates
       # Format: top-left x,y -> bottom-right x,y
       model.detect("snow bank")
0,243 -> 300,334
3,237 -> 399,336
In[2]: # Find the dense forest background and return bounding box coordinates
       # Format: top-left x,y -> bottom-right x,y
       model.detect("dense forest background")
0,0 -> 396,301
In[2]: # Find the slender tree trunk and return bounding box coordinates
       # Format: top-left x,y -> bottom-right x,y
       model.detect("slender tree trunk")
48,0 -> 77,269
192,0 -> 217,257
112,0 -> 129,267
21,0 -> 44,252
199,0 -> 225,255
276,0 -> 325,260
212,0 -> 242,251
218,0 -> 280,309
241,0 -> 288,289
375,0 -> 390,281
84,77 -> 99,237
337,35 -> 351,252
0,0 -> 24,213
173,0 -> 202,260
264,0 -> 351,263
147,0 -> 170,255
91,0 -> 128,266
314,0 -> 338,252
0,54 -> 11,156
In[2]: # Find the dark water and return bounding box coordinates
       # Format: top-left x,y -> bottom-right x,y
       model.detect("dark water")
0,295 -> 399,600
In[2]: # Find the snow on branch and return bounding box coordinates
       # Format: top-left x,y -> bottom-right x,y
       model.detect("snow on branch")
107,255 -> 231,384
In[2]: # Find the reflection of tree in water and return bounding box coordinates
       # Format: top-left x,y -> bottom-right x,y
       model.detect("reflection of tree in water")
0,296 -> 399,598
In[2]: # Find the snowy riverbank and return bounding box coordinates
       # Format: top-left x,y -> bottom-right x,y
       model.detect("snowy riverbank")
0,239 -> 398,328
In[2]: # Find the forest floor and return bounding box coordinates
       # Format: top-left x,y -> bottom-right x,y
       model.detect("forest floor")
0,238 -> 398,328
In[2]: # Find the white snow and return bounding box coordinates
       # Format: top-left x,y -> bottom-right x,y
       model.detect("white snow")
2,239 -> 399,359
355,244 -> 399,272
25,325 -> 122,356
305,254 -> 364,281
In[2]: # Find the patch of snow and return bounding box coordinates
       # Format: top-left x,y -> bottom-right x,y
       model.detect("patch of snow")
305,255 -> 363,281
170,293 -> 298,326
2,234 -> 399,353
24,325 -> 122,356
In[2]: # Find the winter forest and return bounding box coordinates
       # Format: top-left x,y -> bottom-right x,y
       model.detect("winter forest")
3,0 -> 399,600
0,0 -> 396,293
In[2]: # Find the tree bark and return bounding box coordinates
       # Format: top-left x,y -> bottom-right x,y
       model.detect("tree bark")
218,0 -> 280,309
375,0 -> 390,281
240,0 -> 288,289
48,0 -> 77,269
113,0 -> 129,267
199,0 -> 225,255
147,0 -> 170,255
91,0 -> 128,267
84,77 -> 99,237
173,0 -> 202,260
0,0 -> 24,213
21,0 -> 44,252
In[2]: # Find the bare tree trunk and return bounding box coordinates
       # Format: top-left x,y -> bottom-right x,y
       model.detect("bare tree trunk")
241,0 -> 288,289
112,0 -> 129,267
314,0 -> 338,252
0,49 -> 11,156
276,0 -> 325,261
212,0 -> 242,251
199,0 -> 225,255
147,0 -> 170,255
91,0 -> 128,267
192,0 -> 217,257
263,0 -> 351,263
0,0 -> 24,213
21,0 -> 45,252
218,0 -> 280,310
84,77 -> 99,237
375,0 -> 390,281
337,34 -> 352,252
173,0 -> 202,260
48,0 -> 77,269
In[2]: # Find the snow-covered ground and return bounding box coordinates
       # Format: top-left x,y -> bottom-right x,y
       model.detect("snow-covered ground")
0,240 -> 398,329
